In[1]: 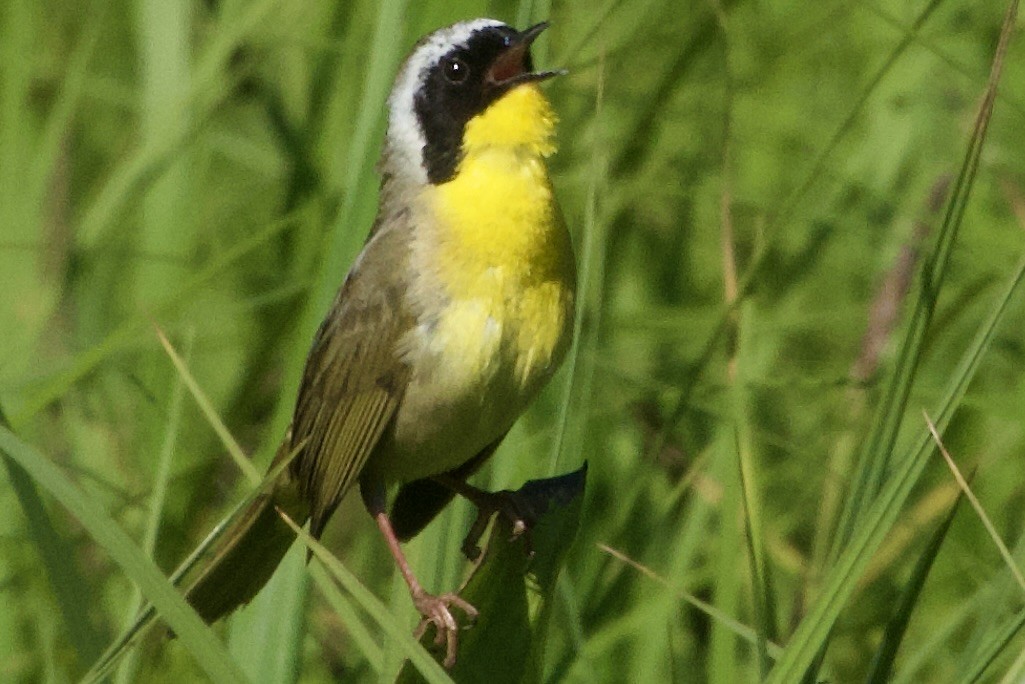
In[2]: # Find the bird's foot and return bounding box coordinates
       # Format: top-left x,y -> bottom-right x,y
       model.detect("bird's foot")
411,590 -> 478,668
460,490 -> 536,561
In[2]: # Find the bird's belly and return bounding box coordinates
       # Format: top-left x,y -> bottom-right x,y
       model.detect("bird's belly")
373,289 -> 568,484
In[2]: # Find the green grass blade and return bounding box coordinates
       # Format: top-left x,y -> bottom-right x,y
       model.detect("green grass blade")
738,425 -> 773,679
865,491 -> 963,683
10,210 -> 298,426
708,430 -> 742,683
315,0 -> 408,311
228,544 -> 309,684
955,610 -> 1025,684
927,415 -> 1025,595
276,513 -> 454,684
89,448 -> 302,681
767,249 -> 1025,682
598,544 -> 784,659
115,331 -> 190,684
836,0 -> 1017,549
308,563 -> 385,671
0,426 -> 249,684
1,453 -> 106,673
547,33 -> 608,478
154,326 -> 260,484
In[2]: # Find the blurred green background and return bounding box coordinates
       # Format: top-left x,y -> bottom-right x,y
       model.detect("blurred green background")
3,0 -> 1025,681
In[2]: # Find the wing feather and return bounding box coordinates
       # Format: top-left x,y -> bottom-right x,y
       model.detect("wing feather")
288,226 -> 413,538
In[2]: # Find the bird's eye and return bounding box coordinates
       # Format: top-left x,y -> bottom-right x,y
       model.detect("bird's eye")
443,57 -> 469,83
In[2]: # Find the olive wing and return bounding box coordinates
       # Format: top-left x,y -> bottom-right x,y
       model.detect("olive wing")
289,230 -> 412,539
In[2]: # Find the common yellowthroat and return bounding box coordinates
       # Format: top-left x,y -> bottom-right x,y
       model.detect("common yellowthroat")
182,18 -> 574,667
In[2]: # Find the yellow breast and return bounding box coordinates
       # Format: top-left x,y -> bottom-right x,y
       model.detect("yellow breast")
383,83 -> 574,481
423,83 -> 575,386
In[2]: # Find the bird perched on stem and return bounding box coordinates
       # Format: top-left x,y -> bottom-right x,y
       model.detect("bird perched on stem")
181,18 -> 575,668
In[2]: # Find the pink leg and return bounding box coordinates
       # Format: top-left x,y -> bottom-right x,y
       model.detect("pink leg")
374,511 -> 478,668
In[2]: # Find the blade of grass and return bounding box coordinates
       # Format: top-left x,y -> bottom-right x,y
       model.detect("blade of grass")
716,5 -> 775,672
709,430 -> 742,683
890,587 -> 980,684
548,30 -> 608,477
154,325 -> 314,679
598,544 -> 783,658
316,0 -> 407,307
153,325 -> 260,485
1,452 -> 106,672
0,426 -> 249,683
553,574 -> 597,681
228,543 -> 308,684
648,0 -> 951,467
924,411 -> 1025,595
134,0 -> 192,303
114,329 -> 192,684
738,424 -> 772,679
766,246 -> 1025,682
276,510 -> 454,684
836,0 -> 1018,551
11,209 -> 299,426
955,609 -> 1025,684
308,563 -> 385,671
85,446 -> 304,682
810,175 -> 949,605
865,487 -> 963,683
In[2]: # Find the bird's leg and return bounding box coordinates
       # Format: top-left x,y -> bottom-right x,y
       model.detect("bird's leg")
362,481 -> 477,668
433,475 -> 536,561
373,511 -> 477,667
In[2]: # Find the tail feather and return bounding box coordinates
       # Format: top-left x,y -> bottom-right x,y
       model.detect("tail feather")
180,478 -> 309,624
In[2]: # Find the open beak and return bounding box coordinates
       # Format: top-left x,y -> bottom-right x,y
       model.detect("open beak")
486,21 -> 565,88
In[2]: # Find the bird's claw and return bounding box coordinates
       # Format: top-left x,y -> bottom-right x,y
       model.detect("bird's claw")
412,591 -> 478,668
461,491 -> 535,561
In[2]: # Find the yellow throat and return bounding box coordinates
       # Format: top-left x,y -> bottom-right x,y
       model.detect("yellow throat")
421,82 -> 574,386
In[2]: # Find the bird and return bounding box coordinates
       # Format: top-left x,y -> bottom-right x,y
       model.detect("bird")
179,18 -> 575,668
